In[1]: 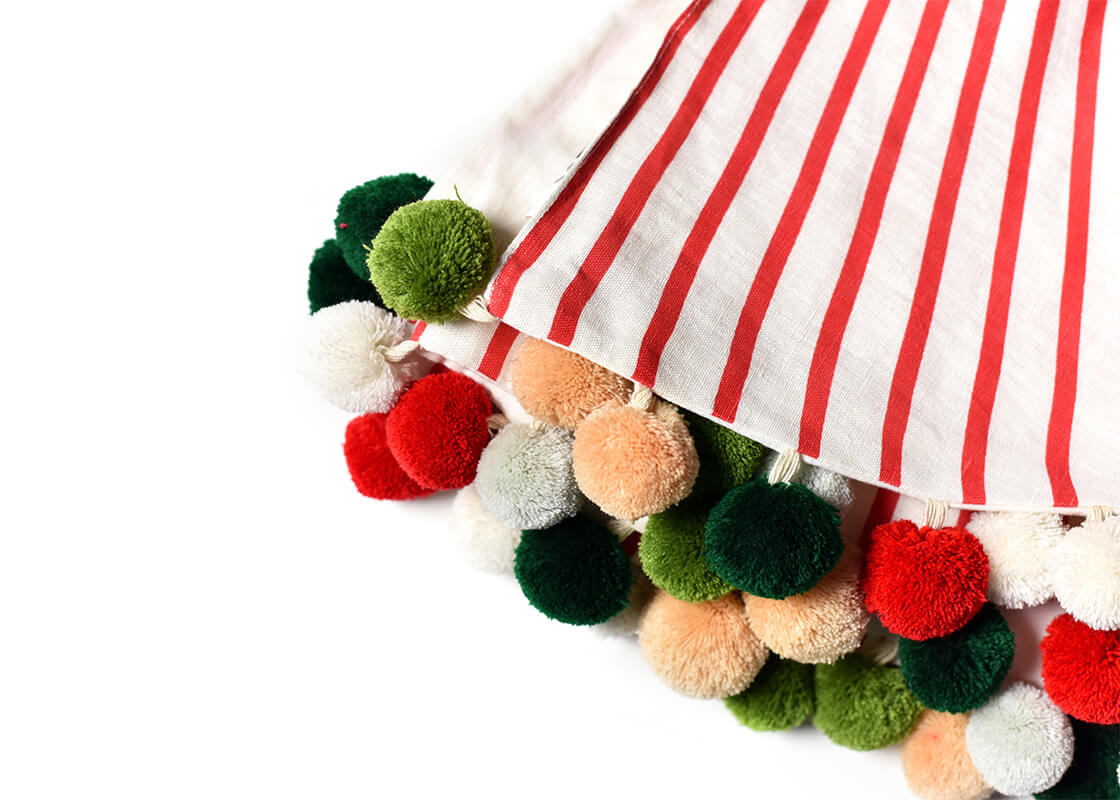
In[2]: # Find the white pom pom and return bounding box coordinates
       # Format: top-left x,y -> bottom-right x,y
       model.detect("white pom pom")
475,423 -> 580,530
966,511 -> 1063,609
761,451 -> 853,510
1052,514 -> 1120,629
965,682 -> 1074,795
593,560 -> 653,638
449,485 -> 521,573
301,301 -> 429,413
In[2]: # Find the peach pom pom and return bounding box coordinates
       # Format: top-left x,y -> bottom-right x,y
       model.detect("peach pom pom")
901,711 -> 992,800
638,591 -> 768,699
744,549 -> 869,663
510,338 -> 631,429
573,400 -> 698,520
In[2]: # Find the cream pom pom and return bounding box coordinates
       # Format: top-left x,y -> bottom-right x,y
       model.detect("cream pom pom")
966,511 -> 1063,609
475,423 -> 580,531
761,450 -> 853,511
449,484 -> 521,573
744,549 -> 869,663
901,710 -> 992,800
965,682 -> 1074,795
1052,514 -> 1120,629
301,301 -> 429,413
638,591 -> 768,698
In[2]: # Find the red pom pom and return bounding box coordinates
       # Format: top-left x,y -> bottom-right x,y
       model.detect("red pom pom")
861,520 -> 988,640
1041,612 -> 1120,724
343,413 -> 433,500
386,371 -> 492,490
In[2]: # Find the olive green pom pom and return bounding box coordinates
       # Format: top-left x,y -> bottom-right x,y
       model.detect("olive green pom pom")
1035,719 -> 1120,799
724,657 -> 815,731
514,517 -> 632,626
334,173 -> 433,279
898,603 -> 1015,713
639,503 -> 734,603
704,478 -> 843,598
813,655 -> 924,751
685,411 -> 764,496
307,239 -> 384,314
367,199 -> 494,323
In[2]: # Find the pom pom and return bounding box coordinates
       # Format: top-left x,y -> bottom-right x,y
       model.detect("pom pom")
861,520 -> 988,640
760,450 -> 854,510
705,478 -> 843,599
385,371 -> 492,490
334,173 -> 433,279
965,682 -> 1074,796
302,301 -> 429,413
1041,613 -> 1120,725
1035,719 -> 1120,800
475,423 -> 579,530
723,656 -> 815,731
684,411 -> 764,497
1052,515 -> 1120,630
513,517 -> 632,626
572,400 -> 698,519
898,603 -> 1015,713
449,484 -> 521,573
343,413 -> 433,500
638,503 -> 734,603
367,199 -> 494,323
901,711 -> 992,800
638,591 -> 768,699
510,338 -> 631,429
743,548 -> 869,663
594,560 -> 655,638
307,239 -> 383,313
966,511 -> 1063,609
813,654 -> 923,750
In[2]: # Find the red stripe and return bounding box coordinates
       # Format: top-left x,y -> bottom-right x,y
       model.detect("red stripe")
859,486 -> 900,554
1046,0 -> 1106,508
410,322 -> 426,342
696,1 -> 886,411
878,0 -> 1006,487
636,0 -> 874,388
956,508 -> 973,529
798,1 -> 949,454
477,322 -> 520,380
487,0 -> 711,318
546,1 -> 765,346
960,1 -> 1059,505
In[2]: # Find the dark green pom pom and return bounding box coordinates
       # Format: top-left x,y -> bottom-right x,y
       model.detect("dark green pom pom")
307,239 -> 384,314
897,603 -> 1015,713
514,517 -> 632,626
367,199 -> 494,323
704,478 -> 843,598
813,654 -> 923,751
685,411 -> 764,496
1036,719 -> 1120,799
639,502 -> 733,603
334,173 -> 433,279
724,656 -> 815,731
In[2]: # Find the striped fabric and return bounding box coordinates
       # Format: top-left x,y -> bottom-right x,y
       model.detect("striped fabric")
486,0 -> 1117,512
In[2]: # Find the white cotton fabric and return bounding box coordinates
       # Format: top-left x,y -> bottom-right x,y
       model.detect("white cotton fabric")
486,0 -> 1120,513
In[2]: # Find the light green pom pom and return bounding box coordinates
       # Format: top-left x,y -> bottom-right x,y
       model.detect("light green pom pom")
639,503 -> 734,603
366,199 -> 494,323
813,654 -> 924,751
724,657 -> 815,731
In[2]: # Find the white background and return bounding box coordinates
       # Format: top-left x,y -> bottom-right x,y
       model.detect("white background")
0,1 -> 988,798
